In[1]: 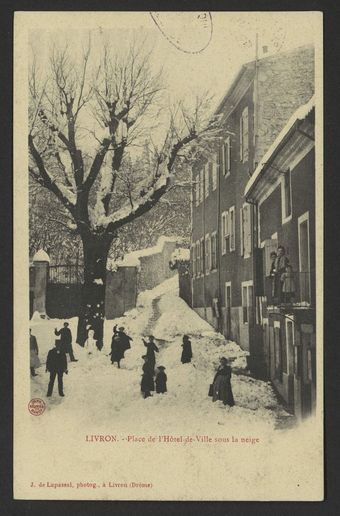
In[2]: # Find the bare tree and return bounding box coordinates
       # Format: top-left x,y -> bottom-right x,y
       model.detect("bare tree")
29,34 -> 220,346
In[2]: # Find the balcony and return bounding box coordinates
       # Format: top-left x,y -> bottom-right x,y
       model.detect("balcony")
263,271 -> 315,308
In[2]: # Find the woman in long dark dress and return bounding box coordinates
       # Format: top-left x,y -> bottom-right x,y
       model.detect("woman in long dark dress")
141,355 -> 155,399
181,335 -> 192,364
212,357 -> 235,407
142,336 -> 159,373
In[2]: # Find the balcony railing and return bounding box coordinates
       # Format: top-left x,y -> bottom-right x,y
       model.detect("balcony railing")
264,270 -> 314,307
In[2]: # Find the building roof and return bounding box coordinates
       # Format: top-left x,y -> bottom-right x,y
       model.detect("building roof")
214,44 -> 313,118
244,96 -> 315,199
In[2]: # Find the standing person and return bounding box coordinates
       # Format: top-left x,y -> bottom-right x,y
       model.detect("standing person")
274,245 -> 289,303
116,325 -> 133,357
84,328 -> 97,355
155,366 -> 167,394
269,251 -> 277,300
109,327 -> 124,368
180,335 -> 193,364
30,329 -> 40,377
142,335 -> 159,373
141,355 -> 155,399
55,322 -> 78,362
281,264 -> 296,303
211,357 -> 235,407
46,340 -> 68,397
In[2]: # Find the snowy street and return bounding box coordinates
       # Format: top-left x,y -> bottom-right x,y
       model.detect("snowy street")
30,275 -> 291,434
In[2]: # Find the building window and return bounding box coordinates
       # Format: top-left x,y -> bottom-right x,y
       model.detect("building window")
222,136 -> 231,176
204,164 -> 210,199
294,345 -> 302,377
195,172 -> 201,206
191,244 -> 195,277
229,206 -> 236,251
211,159 -> 217,190
242,281 -> 253,324
274,323 -> 283,381
211,232 -> 217,269
240,203 -> 251,257
281,169 -> 292,222
286,319 -> 294,375
205,234 -> 211,273
240,106 -> 249,163
221,211 -> 229,255
307,348 -> 313,383
196,240 -> 200,275
200,237 -> 204,275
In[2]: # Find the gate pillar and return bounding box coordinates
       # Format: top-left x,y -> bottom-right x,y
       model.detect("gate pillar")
32,249 -> 50,318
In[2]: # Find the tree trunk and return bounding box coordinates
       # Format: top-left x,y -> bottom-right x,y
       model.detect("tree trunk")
76,233 -> 112,349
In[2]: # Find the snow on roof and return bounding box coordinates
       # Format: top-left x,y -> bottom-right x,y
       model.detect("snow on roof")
108,236 -> 179,269
244,96 -> 315,198
33,249 -> 50,263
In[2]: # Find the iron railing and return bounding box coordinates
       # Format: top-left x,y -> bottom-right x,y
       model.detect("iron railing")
264,270 -> 315,307
48,264 -> 84,285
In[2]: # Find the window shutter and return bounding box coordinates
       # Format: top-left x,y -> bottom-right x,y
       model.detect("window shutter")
244,205 -> 251,256
240,207 -> 244,256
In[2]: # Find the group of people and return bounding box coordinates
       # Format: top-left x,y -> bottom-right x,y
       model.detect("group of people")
269,245 -> 295,304
30,321 -> 236,409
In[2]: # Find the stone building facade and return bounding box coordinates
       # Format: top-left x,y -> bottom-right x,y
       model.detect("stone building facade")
190,45 -> 315,379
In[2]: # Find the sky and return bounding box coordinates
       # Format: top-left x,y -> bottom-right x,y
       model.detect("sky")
28,11 -> 321,157
29,11 -> 320,106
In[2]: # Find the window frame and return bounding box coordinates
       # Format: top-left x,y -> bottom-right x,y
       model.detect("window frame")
241,280 -> 253,325
229,206 -> 236,252
240,106 -> 249,163
222,136 -> 231,177
211,231 -> 217,270
221,210 -> 229,255
205,233 -> 211,273
281,168 -> 292,224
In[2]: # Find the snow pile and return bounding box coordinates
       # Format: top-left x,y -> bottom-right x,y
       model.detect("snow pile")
170,247 -> 190,263
30,274 -> 289,439
108,236 -> 179,270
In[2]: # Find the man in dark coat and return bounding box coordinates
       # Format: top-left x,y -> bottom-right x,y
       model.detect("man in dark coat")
116,325 -> 133,355
181,335 -> 193,364
142,335 -> 159,373
55,322 -> 78,362
46,340 -> 68,397
30,329 -> 39,377
141,355 -> 155,399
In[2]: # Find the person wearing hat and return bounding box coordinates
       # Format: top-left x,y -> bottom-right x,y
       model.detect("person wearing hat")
211,357 -> 235,407
109,325 -> 132,368
54,322 -> 78,362
155,366 -> 167,394
180,335 -> 193,364
141,355 -> 155,399
46,340 -> 68,397
142,335 -> 159,374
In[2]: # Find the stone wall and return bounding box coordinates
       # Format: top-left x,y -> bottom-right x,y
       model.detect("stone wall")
256,45 -> 314,165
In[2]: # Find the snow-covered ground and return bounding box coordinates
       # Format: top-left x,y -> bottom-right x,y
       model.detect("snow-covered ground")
23,275 -> 322,501
30,275 -> 290,434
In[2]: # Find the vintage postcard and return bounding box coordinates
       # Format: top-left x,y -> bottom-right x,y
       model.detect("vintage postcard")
14,11 -> 323,500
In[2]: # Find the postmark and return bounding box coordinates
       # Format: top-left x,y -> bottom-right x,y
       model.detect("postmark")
150,12 -> 213,54
28,398 -> 46,416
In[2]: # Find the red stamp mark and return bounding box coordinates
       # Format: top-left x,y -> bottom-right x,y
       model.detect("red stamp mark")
28,398 -> 45,416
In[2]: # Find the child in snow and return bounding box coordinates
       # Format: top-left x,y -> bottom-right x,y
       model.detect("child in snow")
155,366 -> 167,394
